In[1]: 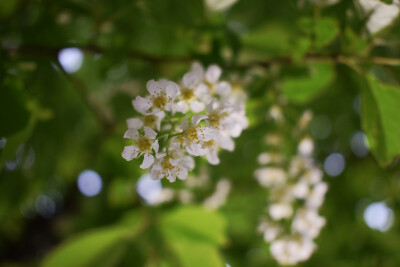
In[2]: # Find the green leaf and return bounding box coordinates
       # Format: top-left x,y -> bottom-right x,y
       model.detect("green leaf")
361,74 -> 400,166
161,205 -> 227,246
0,83 -> 29,137
242,25 -> 291,56
281,62 -> 335,103
379,0 -> 393,4
166,239 -> 226,267
42,212 -> 143,267
314,18 -> 339,48
160,206 -> 227,267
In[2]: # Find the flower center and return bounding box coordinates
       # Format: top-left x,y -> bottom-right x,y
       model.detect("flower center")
183,127 -> 199,144
204,81 -> 215,93
161,158 -> 174,171
203,140 -> 215,148
138,137 -> 152,152
208,112 -> 227,128
152,93 -> 168,109
181,88 -> 195,100
143,115 -> 157,128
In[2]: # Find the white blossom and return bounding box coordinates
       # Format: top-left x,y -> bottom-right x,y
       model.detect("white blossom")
122,127 -> 158,169
123,63 -> 247,182
133,79 -> 179,114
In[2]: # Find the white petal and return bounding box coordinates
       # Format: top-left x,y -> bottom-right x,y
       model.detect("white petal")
218,134 -> 234,151
182,71 -> 198,88
207,150 -> 220,165
179,116 -> 188,130
152,139 -> 159,153
165,81 -> 179,98
177,168 -> 188,180
150,166 -> 163,180
191,61 -> 204,74
124,128 -> 139,140
126,118 -> 143,129
190,100 -> 205,113
187,144 -> 206,156
192,114 -> 208,126
144,126 -> 157,139
140,153 -> 154,169
203,127 -> 219,141
175,100 -> 188,114
215,81 -> 231,96
181,156 -> 195,170
133,96 -> 151,114
122,146 -> 139,161
205,64 -> 222,83
146,80 -> 162,95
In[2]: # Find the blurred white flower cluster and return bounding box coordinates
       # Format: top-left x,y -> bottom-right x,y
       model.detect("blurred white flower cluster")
255,109 -> 328,265
122,62 -> 248,182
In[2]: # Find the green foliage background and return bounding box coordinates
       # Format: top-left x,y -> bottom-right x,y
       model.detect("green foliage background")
1,0 -> 400,266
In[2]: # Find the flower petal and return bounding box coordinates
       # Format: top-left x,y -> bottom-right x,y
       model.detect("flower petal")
205,64 -> 222,83
215,81 -> 231,97
133,96 -> 151,114
124,128 -> 139,140
192,114 -> 208,126
146,80 -> 162,95
177,168 -> 188,180
122,145 -> 139,161
144,126 -> 157,139
187,143 -> 206,156
174,100 -> 188,114
140,153 -> 154,169
179,116 -> 188,130
165,81 -> 179,98
190,100 -> 205,113
126,118 -> 143,129
152,139 -> 159,153
206,150 -> 220,165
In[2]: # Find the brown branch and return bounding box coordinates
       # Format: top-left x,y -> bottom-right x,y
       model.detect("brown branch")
5,44 -> 400,67
5,44 -> 191,64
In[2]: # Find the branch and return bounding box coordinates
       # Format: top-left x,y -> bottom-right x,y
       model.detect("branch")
6,45 -> 400,69
5,44 -> 191,64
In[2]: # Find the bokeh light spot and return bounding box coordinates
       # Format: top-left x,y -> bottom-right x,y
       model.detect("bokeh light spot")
350,131 -> 369,158
364,202 -> 394,232
324,153 -> 345,177
137,174 -> 162,205
58,48 -> 83,73
77,170 -> 103,197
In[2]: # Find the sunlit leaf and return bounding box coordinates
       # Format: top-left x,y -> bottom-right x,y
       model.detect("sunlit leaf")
361,74 -> 400,166
281,62 -> 335,103
314,17 -> 339,48
42,212 -> 143,267
160,206 -> 227,267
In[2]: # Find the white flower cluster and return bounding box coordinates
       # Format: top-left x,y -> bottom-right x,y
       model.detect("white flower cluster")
122,62 -> 248,182
255,110 -> 327,265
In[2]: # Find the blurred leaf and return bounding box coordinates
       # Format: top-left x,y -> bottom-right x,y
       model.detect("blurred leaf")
379,0 -> 393,4
342,28 -> 368,55
0,84 -> 29,137
161,205 -> 227,245
281,62 -> 335,103
361,74 -> 400,167
314,17 -> 339,48
42,212 -> 143,267
242,25 -> 291,56
165,239 -> 226,267
160,206 -> 227,267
